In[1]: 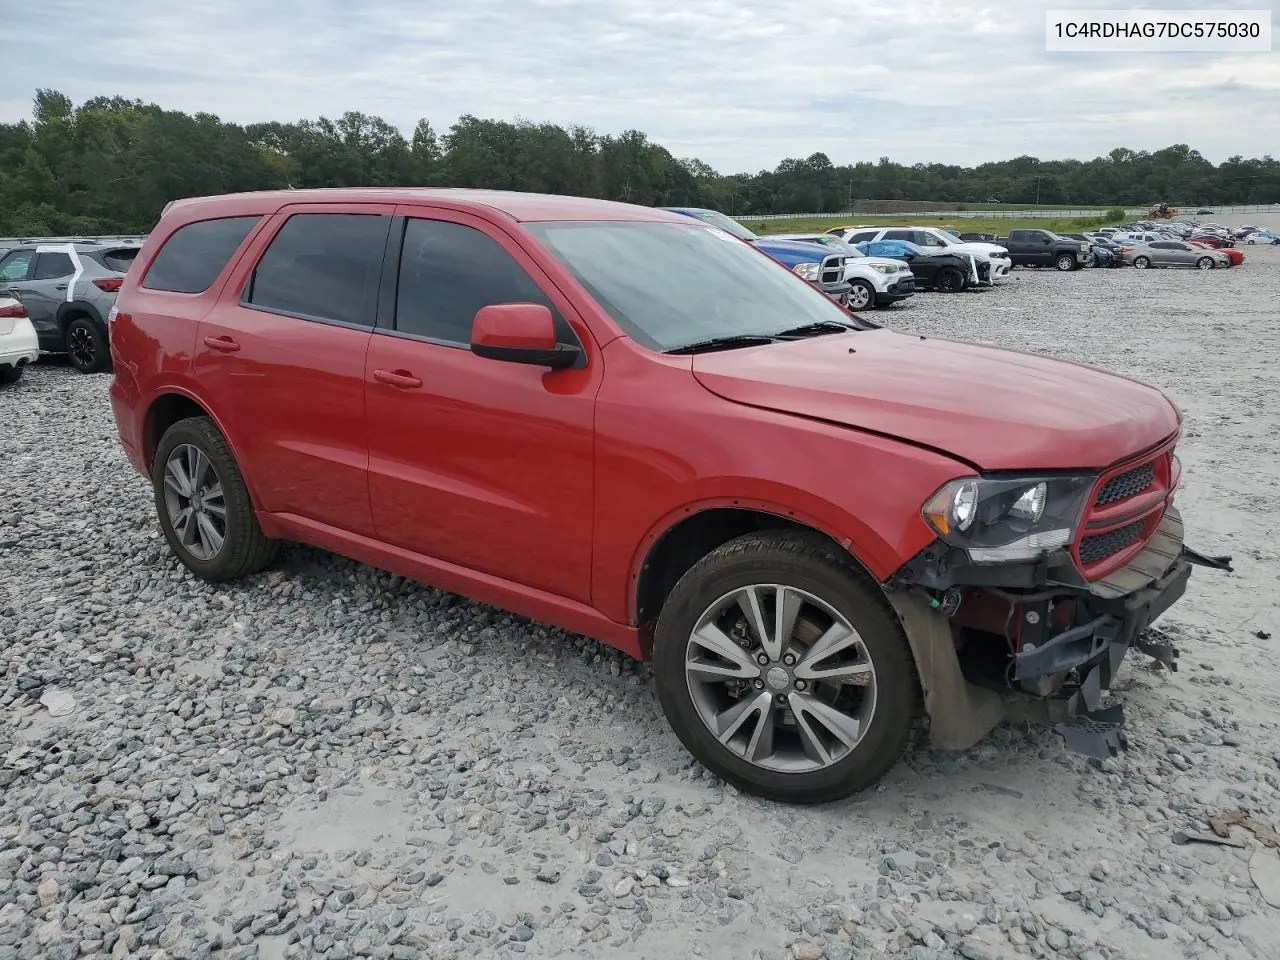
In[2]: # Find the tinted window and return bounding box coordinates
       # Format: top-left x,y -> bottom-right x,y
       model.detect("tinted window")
100,248 -> 139,273
0,250 -> 35,282
916,231 -> 947,247
883,230 -> 913,242
247,213 -> 389,326
144,216 -> 261,294
33,252 -> 74,280
395,218 -> 568,345
1150,242 -> 1174,249
848,231 -> 878,243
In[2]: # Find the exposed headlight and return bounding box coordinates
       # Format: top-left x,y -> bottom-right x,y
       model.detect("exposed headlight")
869,264 -> 895,274
791,262 -> 821,281
922,475 -> 1094,564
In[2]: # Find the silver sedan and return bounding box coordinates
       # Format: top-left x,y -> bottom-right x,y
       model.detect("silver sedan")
1124,240 -> 1230,270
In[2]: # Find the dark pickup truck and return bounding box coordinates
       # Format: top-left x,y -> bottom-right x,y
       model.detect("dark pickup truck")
1000,229 -> 1091,271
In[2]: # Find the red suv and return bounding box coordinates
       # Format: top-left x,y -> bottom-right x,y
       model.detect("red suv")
108,189 -> 1229,803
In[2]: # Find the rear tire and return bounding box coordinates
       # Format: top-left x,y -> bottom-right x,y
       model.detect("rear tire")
934,267 -> 964,292
152,416 -> 279,582
1133,256 -> 1150,269
65,316 -> 111,373
0,364 -> 23,385
652,531 -> 920,804
1055,254 -> 1076,271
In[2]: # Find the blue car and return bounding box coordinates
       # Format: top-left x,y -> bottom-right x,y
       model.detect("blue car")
660,208 -> 851,304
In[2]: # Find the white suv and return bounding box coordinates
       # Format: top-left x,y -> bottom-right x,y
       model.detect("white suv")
829,226 -> 1011,285
769,234 -> 916,310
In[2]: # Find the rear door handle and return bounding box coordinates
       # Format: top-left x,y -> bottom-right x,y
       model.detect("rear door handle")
373,368 -> 423,389
203,336 -> 241,353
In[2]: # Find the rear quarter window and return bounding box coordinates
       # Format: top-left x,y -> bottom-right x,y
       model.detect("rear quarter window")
142,216 -> 262,294
99,248 -> 139,273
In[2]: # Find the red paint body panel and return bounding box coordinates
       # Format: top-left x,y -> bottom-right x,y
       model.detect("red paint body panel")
109,187 -> 1189,662
689,330 -> 1180,471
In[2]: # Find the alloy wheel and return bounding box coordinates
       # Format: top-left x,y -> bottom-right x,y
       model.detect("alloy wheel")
162,443 -> 228,560
68,325 -> 97,370
683,584 -> 877,773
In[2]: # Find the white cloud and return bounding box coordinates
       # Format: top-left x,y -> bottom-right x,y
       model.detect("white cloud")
3,0 -> 1278,171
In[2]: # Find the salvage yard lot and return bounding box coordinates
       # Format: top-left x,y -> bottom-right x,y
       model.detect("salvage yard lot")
3,244 -> 1280,960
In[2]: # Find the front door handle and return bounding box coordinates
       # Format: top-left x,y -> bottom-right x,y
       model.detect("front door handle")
54,284 -> 67,291
203,336 -> 241,353
373,368 -> 423,389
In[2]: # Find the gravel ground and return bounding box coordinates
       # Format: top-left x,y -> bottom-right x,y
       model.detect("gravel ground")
3,239 -> 1280,960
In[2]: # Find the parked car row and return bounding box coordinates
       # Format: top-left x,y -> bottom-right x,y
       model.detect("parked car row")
0,238 -> 141,373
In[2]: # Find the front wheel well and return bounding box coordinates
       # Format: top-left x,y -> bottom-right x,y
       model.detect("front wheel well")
144,394 -> 211,469
635,508 -> 862,628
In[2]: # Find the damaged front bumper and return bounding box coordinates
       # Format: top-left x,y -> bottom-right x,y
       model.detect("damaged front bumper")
886,506 -> 1233,759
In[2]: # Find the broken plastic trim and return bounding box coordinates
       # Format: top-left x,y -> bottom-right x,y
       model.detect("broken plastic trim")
1180,544 -> 1234,573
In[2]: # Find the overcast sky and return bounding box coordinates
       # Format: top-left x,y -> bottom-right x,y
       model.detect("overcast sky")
2,0 -> 1277,172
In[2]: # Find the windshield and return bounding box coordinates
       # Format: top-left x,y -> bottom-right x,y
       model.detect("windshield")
527,220 -> 868,353
672,209 -> 758,241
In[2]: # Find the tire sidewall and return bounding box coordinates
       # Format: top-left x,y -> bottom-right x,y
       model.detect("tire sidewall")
653,541 -> 918,803
1134,257 -> 1150,269
936,267 -> 961,292
1056,254 -> 1074,271
151,418 -> 259,580
1197,257 -> 1213,270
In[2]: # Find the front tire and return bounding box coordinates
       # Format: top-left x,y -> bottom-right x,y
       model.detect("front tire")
847,279 -> 874,311
152,416 -> 279,582
65,317 -> 110,373
934,267 -> 964,293
1196,257 -> 1214,270
652,532 -> 920,804
1055,254 -> 1076,271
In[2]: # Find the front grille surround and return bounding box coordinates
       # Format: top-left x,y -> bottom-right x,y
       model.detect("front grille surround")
1071,439 -> 1178,579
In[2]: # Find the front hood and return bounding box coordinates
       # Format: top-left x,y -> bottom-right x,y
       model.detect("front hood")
950,242 -> 1008,257
858,257 -> 912,272
691,330 -> 1179,471
749,238 -> 841,264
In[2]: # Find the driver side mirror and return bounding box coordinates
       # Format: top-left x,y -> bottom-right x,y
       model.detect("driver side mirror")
470,303 -> 580,370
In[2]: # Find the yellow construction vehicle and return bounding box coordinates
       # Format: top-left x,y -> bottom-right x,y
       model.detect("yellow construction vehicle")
1149,202 -> 1178,219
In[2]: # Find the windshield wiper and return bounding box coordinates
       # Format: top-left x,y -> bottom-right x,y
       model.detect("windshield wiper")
773,320 -> 857,338
665,334 -> 779,355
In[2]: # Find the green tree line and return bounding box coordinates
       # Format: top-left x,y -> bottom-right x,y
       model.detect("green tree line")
1,89 -> 1276,236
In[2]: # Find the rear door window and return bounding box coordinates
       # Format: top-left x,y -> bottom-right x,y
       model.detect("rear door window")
143,216 -> 261,294
848,231 -> 878,243
245,213 -> 390,327
883,230 -> 913,242
0,250 -> 35,282
33,252 -> 75,280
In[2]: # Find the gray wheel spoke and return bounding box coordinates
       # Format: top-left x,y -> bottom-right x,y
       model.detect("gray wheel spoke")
789,691 -> 863,759
743,696 -> 776,763
196,512 -> 224,556
688,623 -> 761,680
188,447 -> 211,491
795,622 -> 873,685
714,690 -> 771,745
773,586 -> 803,659
202,483 -> 226,518
735,586 -> 775,659
166,459 -> 193,498
173,506 -> 197,546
